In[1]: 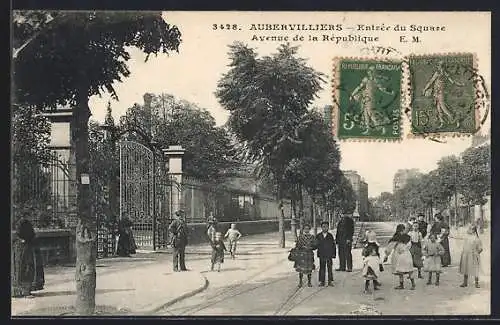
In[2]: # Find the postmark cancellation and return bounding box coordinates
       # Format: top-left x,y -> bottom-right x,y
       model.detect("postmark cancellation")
332,57 -> 403,142
406,53 -> 484,137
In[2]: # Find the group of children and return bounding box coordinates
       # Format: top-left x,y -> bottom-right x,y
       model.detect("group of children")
361,222 -> 483,294
209,223 -> 243,272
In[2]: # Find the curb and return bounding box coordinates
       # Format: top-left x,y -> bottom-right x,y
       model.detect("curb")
147,273 -> 209,315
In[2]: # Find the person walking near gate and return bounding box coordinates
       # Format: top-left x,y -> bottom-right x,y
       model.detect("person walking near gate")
316,221 -> 336,286
169,210 -> 188,272
335,214 -> 354,272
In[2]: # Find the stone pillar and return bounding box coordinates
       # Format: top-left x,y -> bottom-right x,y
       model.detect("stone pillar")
163,145 -> 185,216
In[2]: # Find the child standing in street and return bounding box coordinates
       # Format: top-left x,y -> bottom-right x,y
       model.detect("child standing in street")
210,232 -> 226,272
362,230 -> 383,288
408,222 -> 424,279
384,225 -> 416,290
459,224 -> 483,288
224,223 -> 242,259
362,244 -> 381,294
422,233 -> 445,286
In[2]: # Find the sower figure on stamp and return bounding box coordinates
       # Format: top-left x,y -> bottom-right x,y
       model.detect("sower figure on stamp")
422,60 -> 464,128
316,221 -> 336,287
336,213 -> 354,272
350,65 -> 394,134
169,210 -> 188,272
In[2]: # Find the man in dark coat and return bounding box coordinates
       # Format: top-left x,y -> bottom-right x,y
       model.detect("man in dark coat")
335,214 -> 354,272
316,221 -> 336,286
169,210 -> 188,271
417,213 -> 428,238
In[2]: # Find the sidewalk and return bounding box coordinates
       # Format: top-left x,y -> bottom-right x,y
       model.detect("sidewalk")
11,263 -> 208,316
11,231 -> 295,316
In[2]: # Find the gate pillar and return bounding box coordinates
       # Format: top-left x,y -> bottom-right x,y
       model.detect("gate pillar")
163,145 -> 185,215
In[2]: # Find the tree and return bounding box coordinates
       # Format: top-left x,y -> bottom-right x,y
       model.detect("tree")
13,11 -> 181,315
216,42 -> 325,247
120,93 -> 239,182
459,145 -> 490,222
88,103 -> 120,225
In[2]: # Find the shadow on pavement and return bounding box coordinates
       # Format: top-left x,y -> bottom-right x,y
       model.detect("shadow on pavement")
33,288 -> 135,297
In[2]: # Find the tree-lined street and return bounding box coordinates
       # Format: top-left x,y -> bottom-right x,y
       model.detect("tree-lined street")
11,11 -> 490,317
12,225 -> 489,316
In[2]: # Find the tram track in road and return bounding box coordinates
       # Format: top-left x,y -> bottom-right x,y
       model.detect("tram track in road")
276,285 -> 330,316
160,255 -> 291,316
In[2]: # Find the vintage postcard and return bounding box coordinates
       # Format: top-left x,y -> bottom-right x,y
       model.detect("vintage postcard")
11,11 -> 491,317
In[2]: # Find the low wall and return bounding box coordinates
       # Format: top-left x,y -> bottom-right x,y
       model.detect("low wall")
185,219 -> 291,246
12,229 -> 76,266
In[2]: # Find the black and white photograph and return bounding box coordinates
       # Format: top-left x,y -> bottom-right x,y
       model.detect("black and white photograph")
10,11 -> 491,317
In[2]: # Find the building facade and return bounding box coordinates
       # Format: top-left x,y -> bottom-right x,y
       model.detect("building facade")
393,168 -> 421,193
343,170 -> 369,221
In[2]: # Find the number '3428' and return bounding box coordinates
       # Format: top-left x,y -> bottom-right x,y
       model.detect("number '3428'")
213,24 -> 240,30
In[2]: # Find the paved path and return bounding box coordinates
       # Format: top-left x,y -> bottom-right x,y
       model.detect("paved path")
11,231 -> 295,316
12,224 -> 490,316
157,223 -> 490,316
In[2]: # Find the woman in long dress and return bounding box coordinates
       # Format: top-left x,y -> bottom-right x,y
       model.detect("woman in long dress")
293,224 -> 317,287
459,224 -> 483,288
116,217 -> 137,257
12,219 -> 38,297
430,214 -> 451,267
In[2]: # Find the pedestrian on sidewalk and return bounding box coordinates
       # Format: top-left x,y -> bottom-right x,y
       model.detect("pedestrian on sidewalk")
430,214 -> 451,267
294,224 -> 317,287
207,217 -> 217,244
316,221 -> 335,287
417,213 -> 428,239
116,217 -> 137,257
210,232 -> 226,272
422,233 -> 445,286
459,224 -> 483,288
361,230 -> 383,288
224,223 -> 242,259
335,214 -> 354,272
406,217 -> 416,234
12,219 -> 44,298
408,222 -> 424,279
362,244 -> 381,294
384,224 -> 416,290
169,210 -> 189,272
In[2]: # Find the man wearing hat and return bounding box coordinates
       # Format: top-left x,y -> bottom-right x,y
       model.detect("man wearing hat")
207,213 -> 218,244
169,210 -> 188,271
335,213 -> 355,272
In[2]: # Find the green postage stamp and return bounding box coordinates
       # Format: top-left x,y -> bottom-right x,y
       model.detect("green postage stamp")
333,58 -> 402,141
408,53 -> 478,136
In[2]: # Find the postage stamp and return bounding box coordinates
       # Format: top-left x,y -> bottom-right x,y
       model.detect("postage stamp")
332,58 -> 402,141
407,53 -> 478,136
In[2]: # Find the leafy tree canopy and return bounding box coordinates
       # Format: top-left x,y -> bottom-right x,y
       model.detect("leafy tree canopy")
119,93 -> 239,182
13,11 -> 181,108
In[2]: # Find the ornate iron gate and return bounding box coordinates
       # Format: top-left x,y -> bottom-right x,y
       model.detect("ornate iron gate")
119,140 -> 172,250
120,140 -> 155,249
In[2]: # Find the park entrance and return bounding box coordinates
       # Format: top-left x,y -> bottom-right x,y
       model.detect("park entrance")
119,140 -> 172,250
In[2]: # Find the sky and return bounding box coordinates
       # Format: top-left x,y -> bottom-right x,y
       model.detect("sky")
87,11 -> 490,197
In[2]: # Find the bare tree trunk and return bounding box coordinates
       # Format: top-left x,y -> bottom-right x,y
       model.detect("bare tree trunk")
311,201 -> 318,236
298,185 -> 304,234
311,201 -> 316,236
277,183 -> 285,248
73,92 -> 97,315
291,196 -> 298,241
